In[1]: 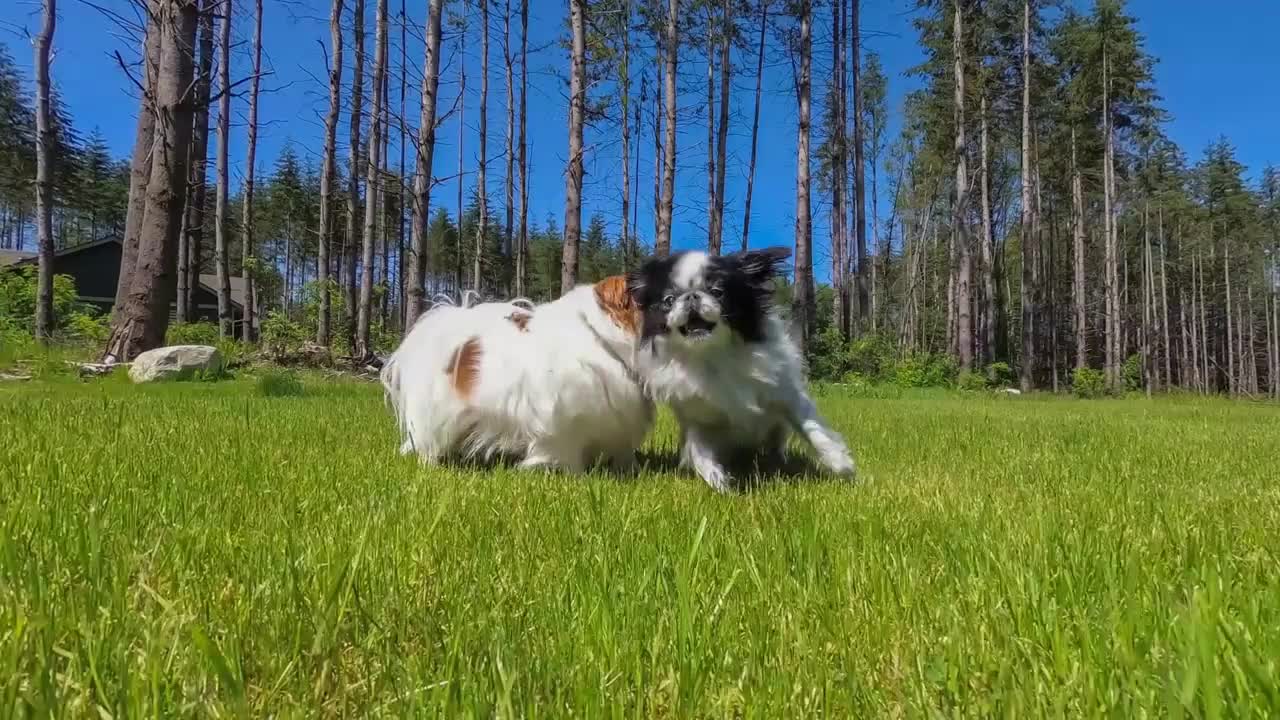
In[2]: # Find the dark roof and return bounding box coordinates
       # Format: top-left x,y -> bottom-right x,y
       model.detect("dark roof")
197,274 -> 249,312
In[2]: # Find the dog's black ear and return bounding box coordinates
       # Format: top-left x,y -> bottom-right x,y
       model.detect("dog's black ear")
735,246 -> 792,284
625,267 -> 647,302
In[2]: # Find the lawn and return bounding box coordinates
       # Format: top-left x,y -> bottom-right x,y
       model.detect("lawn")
2,376 -> 1278,716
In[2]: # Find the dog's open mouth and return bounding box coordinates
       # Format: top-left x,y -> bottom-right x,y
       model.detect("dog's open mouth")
679,315 -> 717,339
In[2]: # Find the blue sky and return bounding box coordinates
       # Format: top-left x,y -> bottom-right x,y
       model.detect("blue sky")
2,0 -> 1278,282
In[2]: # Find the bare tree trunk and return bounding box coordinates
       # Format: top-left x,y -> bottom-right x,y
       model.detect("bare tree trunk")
357,0 -> 388,358
317,0 -> 345,344
790,0 -> 814,349
704,5 -> 717,254
713,0 -> 731,256
455,15 -> 465,294
979,92 -> 996,365
114,10 -> 162,321
503,0 -> 515,280
1159,211 -> 1171,386
178,6 -> 213,325
103,0 -> 198,362
632,71 -> 642,264
473,0 -> 489,292
1198,249 -> 1209,391
240,0 -> 263,342
380,44 -> 392,325
1070,126 -> 1086,370
653,62 -> 663,246
656,0 -> 678,258
620,0 -> 632,267
33,0 -> 56,344
405,0 -> 444,326
953,0 -> 973,371
1016,0 -> 1037,391
515,0 -> 528,295
852,0 -> 868,333
1225,241 -> 1235,394
561,0 -> 586,293
1246,283 -> 1257,395
1146,204 -> 1157,392
397,0 -> 407,325
213,0 -> 232,337
1102,45 -> 1121,390
741,0 -> 767,251
1179,286 -> 1190,387
1271,280 -> 1279,399
831,0 -> 846,338
345,0 -> 366,347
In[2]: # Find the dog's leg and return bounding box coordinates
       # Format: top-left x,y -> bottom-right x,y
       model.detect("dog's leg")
607,448 -> 638,474
681,429 -> 732,493
781,386 -> 856,478
520,439 -> 586,473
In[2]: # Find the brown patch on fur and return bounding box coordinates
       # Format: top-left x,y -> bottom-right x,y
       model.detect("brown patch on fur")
444,336 -> 483,399
506,311 -> 532,332
593,275 -> 641,336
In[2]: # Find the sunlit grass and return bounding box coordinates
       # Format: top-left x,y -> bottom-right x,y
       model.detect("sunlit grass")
2,378 -> 1278,716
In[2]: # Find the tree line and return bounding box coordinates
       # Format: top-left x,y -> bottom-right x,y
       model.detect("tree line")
13,0 -> 1279,397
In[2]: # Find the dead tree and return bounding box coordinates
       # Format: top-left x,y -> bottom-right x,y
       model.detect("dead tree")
103,0 -> 199,362
241,0 -> 264,340
177,6 -> 213,324
33,0 -> 56,344
405,0 -> 445,326
317,0 -> 345,345
561,0 -> 586,293
356,0 -> 389,359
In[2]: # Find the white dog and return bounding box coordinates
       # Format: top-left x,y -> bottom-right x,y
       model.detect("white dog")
627,246 -> 856,492
381,277 -> 653,472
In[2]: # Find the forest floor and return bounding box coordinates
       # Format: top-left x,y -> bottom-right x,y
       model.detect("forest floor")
2,376 -> 1279,716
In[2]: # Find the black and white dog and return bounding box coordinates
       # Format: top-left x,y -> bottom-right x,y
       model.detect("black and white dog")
627,246 -> 856,492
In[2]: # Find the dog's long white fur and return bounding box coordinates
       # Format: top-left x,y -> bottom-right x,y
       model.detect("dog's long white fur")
635,252 -> 856,492
381,282 -> 652,471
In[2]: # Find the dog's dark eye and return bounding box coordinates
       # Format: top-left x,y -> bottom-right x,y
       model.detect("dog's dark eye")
660,294 -> 675,310
707,286 -> 724,299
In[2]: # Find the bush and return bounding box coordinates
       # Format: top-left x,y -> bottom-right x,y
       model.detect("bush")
957,370 -> 989,392
256,369 -> 305,397
1122,354 -> 1143,391
0,266 -> 105,347
260,311 -> 309,356
806,327 -> 848,381
890,353 -> 957,388
806,329 -> 896,382
166,321 -> 220,347
1072,367 -> 1107,399
986,362 -> 1015,388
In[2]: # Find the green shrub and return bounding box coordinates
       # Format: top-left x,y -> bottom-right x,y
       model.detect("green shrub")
256,369 -> 305,397
1122,354 -> 1143,391
260,311 -> 309,356
891,353 -> 957,388
847,334 -> 896,378
806,327 -> 848,381
807,329 -> 897,382
986,362 -> 1015,388
167,321 -> 220,347
958,370 -> 989,392
1072,367 -> 1107,399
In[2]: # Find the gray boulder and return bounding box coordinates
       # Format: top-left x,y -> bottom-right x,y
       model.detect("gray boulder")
128,345 -> 224,383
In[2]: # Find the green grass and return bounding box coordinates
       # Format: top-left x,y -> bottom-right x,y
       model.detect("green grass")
2,378 -> 1279,716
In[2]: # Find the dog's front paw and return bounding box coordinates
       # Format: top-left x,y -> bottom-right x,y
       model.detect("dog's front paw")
697,463 -> 734,493
824,450 -> 857,479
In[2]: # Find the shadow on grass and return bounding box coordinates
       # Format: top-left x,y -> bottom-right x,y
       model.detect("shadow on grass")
392,441 -> 850,493
633,447 -> 845,494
